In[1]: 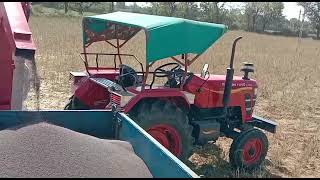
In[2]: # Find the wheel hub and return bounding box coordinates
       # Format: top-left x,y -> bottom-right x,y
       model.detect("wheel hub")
242,138 -> 262,164
248,148 -> 255,156
147,124 -> 182,157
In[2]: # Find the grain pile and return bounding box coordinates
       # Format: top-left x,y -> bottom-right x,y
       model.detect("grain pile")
0,122 -> 152,178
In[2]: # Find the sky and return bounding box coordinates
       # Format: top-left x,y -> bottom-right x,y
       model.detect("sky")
126,2 -> 304,20
283,2 -> 304,20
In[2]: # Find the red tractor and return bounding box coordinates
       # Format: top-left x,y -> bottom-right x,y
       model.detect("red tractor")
65,12 -> 277,170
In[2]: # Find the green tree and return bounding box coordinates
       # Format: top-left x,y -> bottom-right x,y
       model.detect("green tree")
116,2 -> 126,10
176,2 -> 199,20
199,2 -> 211,22
133,2 -> 138,12
289,18 -> 301,32
110,2 -> 114,12
212,2 -> 226,23
161,2 -> 177,16
298,2 -> 320,39
151,2 -> 177,16
64,2 -> 68,14
150,2 -> 160,15
244,2 -> 263,32
69,2 -> 100,15
199,2 -> 227,23
224,8 -> 245,30
259,2 -> 284,31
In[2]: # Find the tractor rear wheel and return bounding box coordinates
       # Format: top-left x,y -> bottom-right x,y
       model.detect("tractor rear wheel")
229,128 -> 268,170
64,95 -> 89,110
129,99 -> 194,162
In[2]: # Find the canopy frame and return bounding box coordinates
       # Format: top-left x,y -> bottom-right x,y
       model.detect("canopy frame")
80,12 -> 227,91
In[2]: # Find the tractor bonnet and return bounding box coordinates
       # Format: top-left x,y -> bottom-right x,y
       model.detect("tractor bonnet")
82,11 -> 228,64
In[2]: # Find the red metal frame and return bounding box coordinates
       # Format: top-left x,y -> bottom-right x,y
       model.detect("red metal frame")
0,2 -> 36,110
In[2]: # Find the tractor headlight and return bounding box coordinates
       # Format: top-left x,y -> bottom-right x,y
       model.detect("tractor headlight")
254,88 -> 258,97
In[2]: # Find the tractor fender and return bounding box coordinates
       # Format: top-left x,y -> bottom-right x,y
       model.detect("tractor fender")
124,90 -> 192,114
74,78 -> 110,109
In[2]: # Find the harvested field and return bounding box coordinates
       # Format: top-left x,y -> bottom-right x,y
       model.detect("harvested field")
25,16 -> 320,178
0,122 -> 152,178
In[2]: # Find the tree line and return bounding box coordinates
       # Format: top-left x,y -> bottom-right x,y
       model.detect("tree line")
32,2 -> 320,39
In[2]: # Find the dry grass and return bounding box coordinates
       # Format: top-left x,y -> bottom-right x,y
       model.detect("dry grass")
26,16 -> 320,178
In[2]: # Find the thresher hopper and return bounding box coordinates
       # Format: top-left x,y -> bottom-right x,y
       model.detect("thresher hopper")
0,2 -> 35,110
66,12 -> 278,170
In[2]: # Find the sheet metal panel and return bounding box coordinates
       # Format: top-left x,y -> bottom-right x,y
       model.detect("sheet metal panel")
0,110 -> 199,178
118,113 -> 199,178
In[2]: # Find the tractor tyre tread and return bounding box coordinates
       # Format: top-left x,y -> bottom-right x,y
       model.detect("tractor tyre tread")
229,128 -> 269,170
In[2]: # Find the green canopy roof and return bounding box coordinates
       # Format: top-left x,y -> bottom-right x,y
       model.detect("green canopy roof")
83,11 -> 228,64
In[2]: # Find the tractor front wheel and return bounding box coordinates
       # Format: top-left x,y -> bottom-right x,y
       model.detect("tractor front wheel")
229,128 -> 269,170
129,99 -> 194,162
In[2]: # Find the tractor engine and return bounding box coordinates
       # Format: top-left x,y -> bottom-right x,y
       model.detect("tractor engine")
184,59 -> 257,144
185,73 -> 257,120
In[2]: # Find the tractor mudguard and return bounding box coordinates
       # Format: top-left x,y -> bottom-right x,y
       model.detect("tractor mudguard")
124,90 -> 193,114
248,115 -> 277,134
74,78 -> 110,109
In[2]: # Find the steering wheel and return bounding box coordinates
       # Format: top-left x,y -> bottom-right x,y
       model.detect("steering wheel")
155,63 -> 181,76
150,63 -> 183,88
117,64 -> 139,89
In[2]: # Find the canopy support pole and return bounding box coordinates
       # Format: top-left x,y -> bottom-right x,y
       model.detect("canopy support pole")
83,46 -> 90,76
187,54 -> 200,66
115,25 -> 123,66
180,53 -> 188,90
171,56 -> 185,66
116,38 -> 122,65
105,40 -> 118,48
142,62 -> 155,91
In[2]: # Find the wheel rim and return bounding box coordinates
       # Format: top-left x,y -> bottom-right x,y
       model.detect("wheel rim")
242,138 -> 263,165
147,124 -> 182,157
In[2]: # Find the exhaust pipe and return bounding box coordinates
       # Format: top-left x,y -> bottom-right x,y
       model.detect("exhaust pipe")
222,37 -> 242,117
